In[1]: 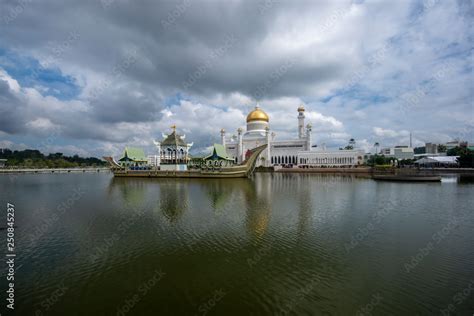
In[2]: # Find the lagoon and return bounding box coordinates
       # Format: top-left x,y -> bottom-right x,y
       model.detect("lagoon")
1,173 -> 473,315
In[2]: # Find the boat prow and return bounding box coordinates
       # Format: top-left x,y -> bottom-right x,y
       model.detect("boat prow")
105,144 -> 267,178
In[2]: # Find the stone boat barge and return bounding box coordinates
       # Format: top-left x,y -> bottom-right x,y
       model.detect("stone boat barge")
104,145 -> 267,178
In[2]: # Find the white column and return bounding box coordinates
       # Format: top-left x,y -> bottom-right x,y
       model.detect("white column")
265,127 -> 271,167
306,123 -> 312,151
220,128 -> 226,146
237,127 -> 243,163
298,108 -> 305,139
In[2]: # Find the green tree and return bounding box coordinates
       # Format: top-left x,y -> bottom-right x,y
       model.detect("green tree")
437,144 -> 447,153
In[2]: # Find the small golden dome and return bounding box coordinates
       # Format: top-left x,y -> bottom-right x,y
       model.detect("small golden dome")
246,106 -> 269,123
297,105 -> 305,112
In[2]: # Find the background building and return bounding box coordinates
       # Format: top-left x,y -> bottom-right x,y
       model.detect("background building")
221,104 -> 363,167
381,146 -> 414,160
425,143 -> 438,154
414,156 -> 459,167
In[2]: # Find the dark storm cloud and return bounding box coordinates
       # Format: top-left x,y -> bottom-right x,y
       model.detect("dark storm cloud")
0,78 -> 27,133
0,0 -> 354,145
0,0 -> 472,153
1,0 -> 346,100
91,82 -> 164,124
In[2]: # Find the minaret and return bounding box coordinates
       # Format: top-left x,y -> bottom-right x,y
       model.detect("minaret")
265,126 -> 271,167
237,127 -> 243,163
220,128 -> 226,146
306,123 -> 312,151
297,105 -> 305,139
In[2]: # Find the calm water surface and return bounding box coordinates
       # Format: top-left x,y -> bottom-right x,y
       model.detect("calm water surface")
1,173 -> 473,315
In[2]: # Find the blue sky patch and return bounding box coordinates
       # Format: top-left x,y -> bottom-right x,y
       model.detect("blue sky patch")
0,48 -> 81,100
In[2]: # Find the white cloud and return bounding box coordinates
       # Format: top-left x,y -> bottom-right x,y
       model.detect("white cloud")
0,140 -> 28,150
0,0 -> 472,157
0,68 -> 20,92
305,111 -> 344,131
26,118 -> 57,132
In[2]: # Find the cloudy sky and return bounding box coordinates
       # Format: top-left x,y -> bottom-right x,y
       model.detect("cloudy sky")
0,0 -> 472,157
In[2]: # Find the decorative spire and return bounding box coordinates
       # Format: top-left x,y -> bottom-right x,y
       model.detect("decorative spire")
171,124 -> 176,132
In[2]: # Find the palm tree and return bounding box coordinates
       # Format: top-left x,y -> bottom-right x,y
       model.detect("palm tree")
345,138 -> 356,150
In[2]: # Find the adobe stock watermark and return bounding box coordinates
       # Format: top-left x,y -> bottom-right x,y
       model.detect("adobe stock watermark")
422,0 -> 440,11
182,34 -> 239,91
355,292 -> 383,316
116,269 -> 166,316
31,30 -> 81,80
181,226 -> 211,252
404,216 -> 459,273
317,6 -> 351,34
399,60 -> 455,115
252,58 -> 295,100
28,188 -> 86,248
344,42 -> 393,89
195,288 -> 226,316
8,188 -> 86,278
34,281 -> 69,316
5,203 -> 16,311
161,0 -> 191,30
258,0 -> 277,15
344,200 -> 396,252
279,264 -> 333,315
2,0 -> 32,25
440,279 -> 474,316
6,126 -> 62,183
247,240 -> 274,268
452,120 -> 474,143
89,208 -> 145,263
89,48 -> 140,102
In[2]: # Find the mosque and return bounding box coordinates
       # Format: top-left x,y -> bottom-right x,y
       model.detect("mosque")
220,104 -> 364,167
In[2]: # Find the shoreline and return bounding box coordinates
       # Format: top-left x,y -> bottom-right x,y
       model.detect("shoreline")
1,167 -> 473,176
0,168 -> 110,174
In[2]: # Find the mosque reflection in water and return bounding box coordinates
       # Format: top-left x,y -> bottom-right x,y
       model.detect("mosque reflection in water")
107,173 -> 360,243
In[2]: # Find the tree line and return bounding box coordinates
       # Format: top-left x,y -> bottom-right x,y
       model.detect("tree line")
0,148 -> 106,168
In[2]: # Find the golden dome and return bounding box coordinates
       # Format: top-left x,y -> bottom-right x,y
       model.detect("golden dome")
297,105 -> 305,112
246,106 -> 269,123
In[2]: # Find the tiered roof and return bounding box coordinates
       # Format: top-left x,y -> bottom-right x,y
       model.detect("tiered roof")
161,131 -> 187,147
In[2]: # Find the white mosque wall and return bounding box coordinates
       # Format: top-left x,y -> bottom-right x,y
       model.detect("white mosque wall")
297,150 -> 364,166
220,105 -> 364,167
